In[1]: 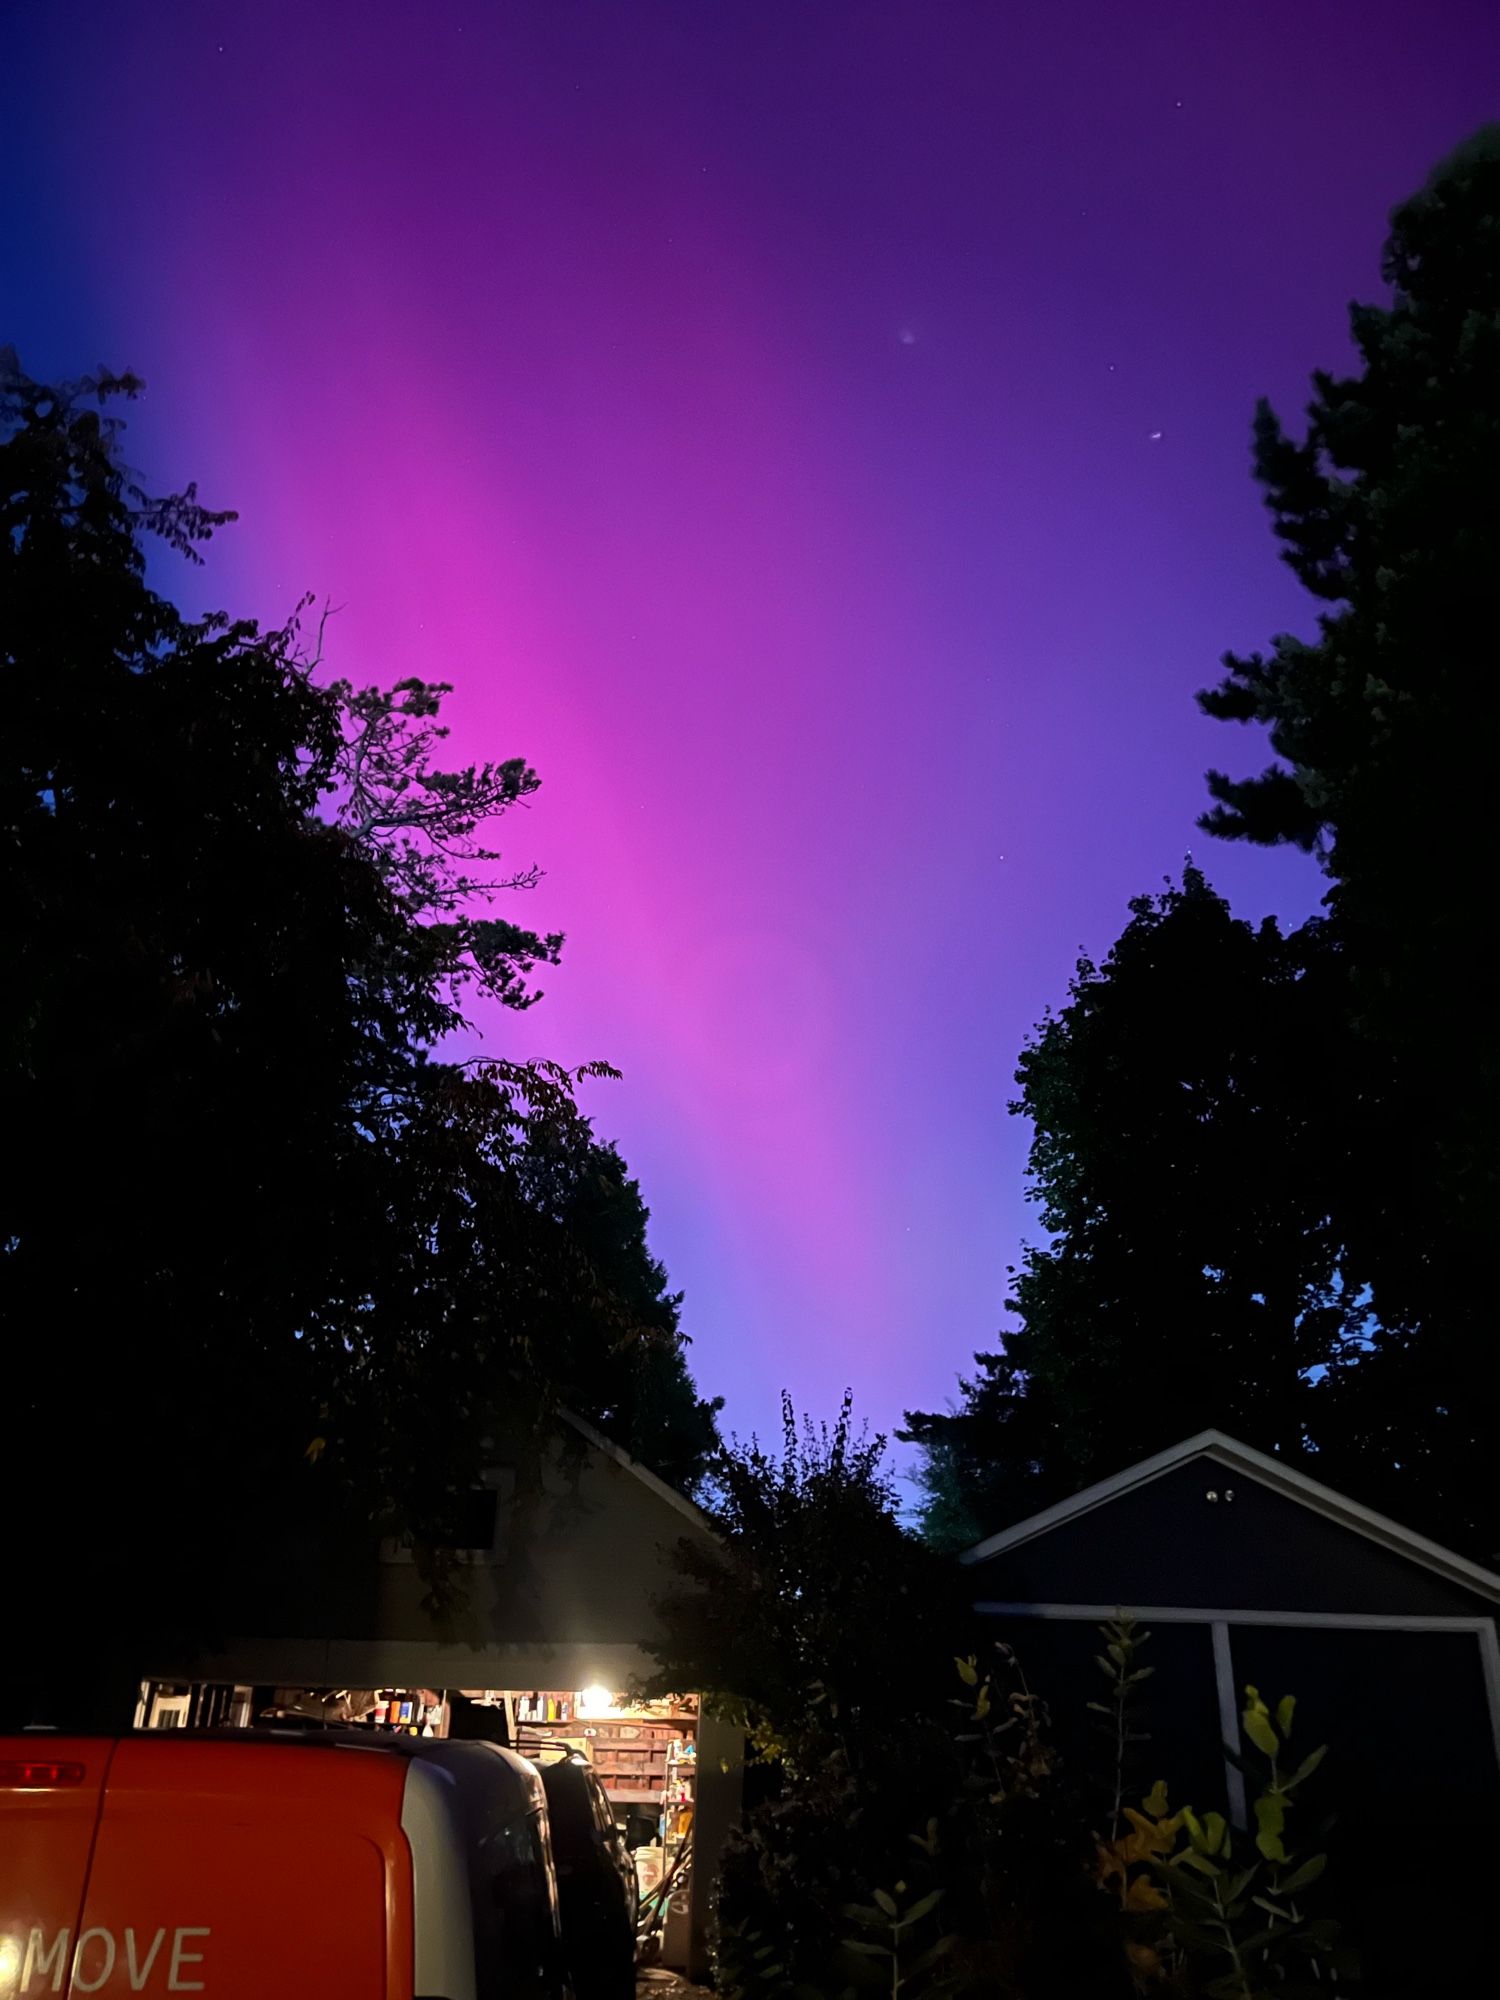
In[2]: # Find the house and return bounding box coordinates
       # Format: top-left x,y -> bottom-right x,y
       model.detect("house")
135,1408 -> 740,1979
961,1428 -> 1500,1993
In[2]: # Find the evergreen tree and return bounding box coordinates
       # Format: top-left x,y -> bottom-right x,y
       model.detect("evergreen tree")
1197,129 -> 1500,1553
911,134 -> 1500,1559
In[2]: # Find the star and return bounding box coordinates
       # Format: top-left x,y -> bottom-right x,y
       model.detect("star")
1150,430 -> 1163,441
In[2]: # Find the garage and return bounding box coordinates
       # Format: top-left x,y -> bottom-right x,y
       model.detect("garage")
962,1428 -> 1500,1995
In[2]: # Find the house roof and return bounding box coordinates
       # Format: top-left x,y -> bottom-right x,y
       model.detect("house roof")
557,1405 -> 715,1537
959,1428 -> 1500,1607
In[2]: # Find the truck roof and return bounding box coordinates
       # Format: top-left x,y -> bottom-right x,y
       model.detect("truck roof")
0,1731 -> 550,1998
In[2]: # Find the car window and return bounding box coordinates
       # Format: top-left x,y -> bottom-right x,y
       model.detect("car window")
474,1808 -> 561,1998
542,1764 -> 595,1867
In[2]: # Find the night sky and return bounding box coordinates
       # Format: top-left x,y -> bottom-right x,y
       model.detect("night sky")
5,2 -> 1497,1448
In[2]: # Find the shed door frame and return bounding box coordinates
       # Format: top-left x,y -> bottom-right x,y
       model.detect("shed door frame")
975,1601 -> 1500,1827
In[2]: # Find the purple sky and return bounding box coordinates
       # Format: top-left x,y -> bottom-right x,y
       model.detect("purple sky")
5,1 -> 1498,1449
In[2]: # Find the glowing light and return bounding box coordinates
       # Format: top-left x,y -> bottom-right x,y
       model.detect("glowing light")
577,1685 -> 621,1718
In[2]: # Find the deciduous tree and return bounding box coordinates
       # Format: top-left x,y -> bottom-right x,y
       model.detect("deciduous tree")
904,873 -> 1371,1536
0,354 -> 715,1722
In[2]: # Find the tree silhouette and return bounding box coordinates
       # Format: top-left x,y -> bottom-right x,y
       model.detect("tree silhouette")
0,354 -> 715,1722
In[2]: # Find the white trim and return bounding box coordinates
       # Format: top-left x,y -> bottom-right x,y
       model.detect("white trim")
1210,1622 -> 1248,1828
975,1601 -> 1500,1773
1477,1619 -> 1500,1767
557,1406 -> 714,1535
959,1429 -> 1500,1606
975,1602 -> 1497,1631
401,1759 -> 477,2000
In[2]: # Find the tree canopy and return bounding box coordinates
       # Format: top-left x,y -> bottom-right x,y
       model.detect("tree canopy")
0,353 -> 717,1721
909,132 -> 1500,1559
1196,129 -> 1500,1555
904,871 -> 1373,1533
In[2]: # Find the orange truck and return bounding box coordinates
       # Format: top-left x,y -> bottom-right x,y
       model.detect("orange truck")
0,1733 -> 569,1999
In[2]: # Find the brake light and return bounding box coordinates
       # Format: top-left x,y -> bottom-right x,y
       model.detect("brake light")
0,1760 -> 86,1787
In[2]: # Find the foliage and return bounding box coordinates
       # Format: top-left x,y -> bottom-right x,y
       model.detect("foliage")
1089,1615 -> 1157,1849
1095,1779 -> 1188,1986
1193,129 -> 1500,1555
904,869 -> 1371,1532
840,1873 -> 954,1997
1130,1693 -> 1342,1998
1088,1619 -> 1348,1997
327,665 -> 563,1020
908,134 -> 1500,1559
943,1644 -> 1125,1997
659,1418 -> 1124,1998
685,1492 -> 1362,2000
650,1394 -> 960,1772
0,352 -> 716,1723
517,1134 -> 722,1493
906,1430 -> 985,1555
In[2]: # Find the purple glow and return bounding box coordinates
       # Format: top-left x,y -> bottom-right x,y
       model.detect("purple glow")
5,0 -> 1497,1441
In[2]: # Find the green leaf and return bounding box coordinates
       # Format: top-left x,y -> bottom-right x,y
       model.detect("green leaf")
1276,1694 -> 1297,1737
1276,1851 -> 1327,1895
1202,1810 -> 1227,1855
902,1889 -> 943,1925
1251,1894 -> 1292,1920
1243,1705 -> 1280,1758
955,1656 -> 978,1686
1287,1743 -> 1327,1789
1253,1793 -> 1285,1838
873,1889 -> 897,1918
1232,1926 -> 1286,1954
906,1936 -> 956,1977
841,1939 -> 889,1958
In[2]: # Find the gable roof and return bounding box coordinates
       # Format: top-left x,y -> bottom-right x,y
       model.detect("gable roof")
960,1428 -> 1500,1606
557,1405 -> 715,1538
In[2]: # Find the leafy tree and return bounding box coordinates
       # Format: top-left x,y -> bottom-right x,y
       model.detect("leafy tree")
652,1403 -> 1125,1998
0,353 -> 714,1723
904,872 -> 1371,1535
1196,130 -> 1500,1553
650,1394 -> 956,1770
523,1136 -> 722,1491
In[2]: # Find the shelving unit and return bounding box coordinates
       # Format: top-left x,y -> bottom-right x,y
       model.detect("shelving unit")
458,1688 -> 700,1822
660,1735 -> 696,1844
584,1716 -> 680,1804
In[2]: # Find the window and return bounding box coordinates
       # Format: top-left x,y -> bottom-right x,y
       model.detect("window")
380,1473 -> 512,1565
456,1486 -> 499,1553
